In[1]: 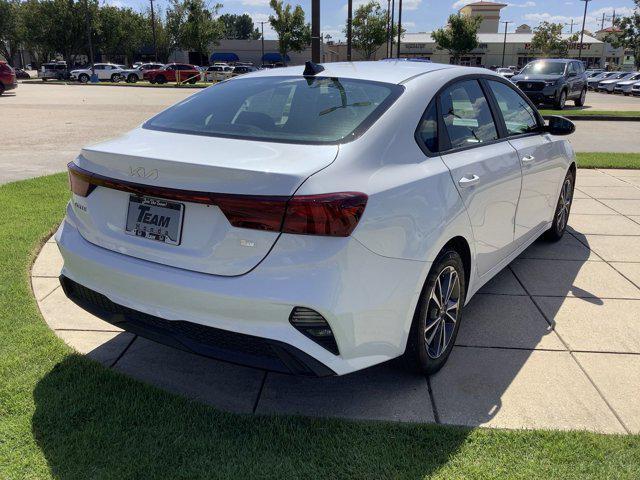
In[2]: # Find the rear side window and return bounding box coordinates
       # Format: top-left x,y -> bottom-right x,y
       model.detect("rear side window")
486,80 -> 539,136
144,76 -> 403,144
439,80 -> 498,150
416,101 -> 438,152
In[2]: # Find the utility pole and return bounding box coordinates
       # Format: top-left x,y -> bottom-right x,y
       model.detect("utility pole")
84,0 -> 96,82
578,0 -> 591,60
396,0 -> 402,58
500,20 -> 512,68
569,18 -> 575,34
386,0 -> 391,58
150,0 -> 158,61
347,0 -> 353,61
389,0 -> 395,58
259,21 -> 266,65
311,0 -> 320,62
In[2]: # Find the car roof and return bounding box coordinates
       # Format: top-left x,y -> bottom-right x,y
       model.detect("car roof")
250,61 -> 457,84
528,58 -> 575,63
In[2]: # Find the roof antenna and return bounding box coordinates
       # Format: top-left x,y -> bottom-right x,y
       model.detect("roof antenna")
303,60 -> 325,76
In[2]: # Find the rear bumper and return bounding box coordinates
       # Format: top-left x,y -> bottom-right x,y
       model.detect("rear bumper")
60,275 -> 334,376
3,79 -> 17,90
55,211 -> 428,375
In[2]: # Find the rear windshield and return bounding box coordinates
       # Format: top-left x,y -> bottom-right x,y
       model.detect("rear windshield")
143,76 -> 403,144
521,61 -> 566,76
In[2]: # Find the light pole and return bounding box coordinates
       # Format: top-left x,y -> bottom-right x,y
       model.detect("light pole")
396,0 -> 402,58
390,0 -> 395,58
311,0 -> 320,62
500,20 -> 512,68
84,0 -> 97,82
347,0 -> 353,61
150,0 -> 157,61
578,0 -> 591,60
259,21 -> 266,66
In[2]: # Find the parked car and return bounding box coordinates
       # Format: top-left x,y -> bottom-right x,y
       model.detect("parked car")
587,71 -> 618,89
121,63 -> 165,83
585,69 -> 604,77
231,65 -> 258,76
597,71 -> 637,93
511,58 -> 587,109
632,81 -> 640,96
58,61 -> 577,377
0,61 -> 17,95
14,68 -> 30,79
613,73 -> 640,95
204,64 -> 234,82
496,67 -> 515,79
70,63 -> 127,83
38,62 -> 69,81
144,63 -> 201,84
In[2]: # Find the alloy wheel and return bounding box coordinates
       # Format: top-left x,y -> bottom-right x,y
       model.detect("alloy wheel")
556,177 -> 573,232
424,266 -> 460,359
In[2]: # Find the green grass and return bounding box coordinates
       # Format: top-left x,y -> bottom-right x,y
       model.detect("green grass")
2,174 -> 640,479
576,152 -> 640,169
539,109 -> 640,117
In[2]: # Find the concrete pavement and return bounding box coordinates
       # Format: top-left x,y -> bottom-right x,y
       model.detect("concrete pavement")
2,85 -> 640,184
32,168 -> 640,434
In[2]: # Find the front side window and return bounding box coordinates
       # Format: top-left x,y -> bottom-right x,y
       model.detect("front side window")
439,80 -> 498,150
487,80 -> 539,136
144,76 -> 403,144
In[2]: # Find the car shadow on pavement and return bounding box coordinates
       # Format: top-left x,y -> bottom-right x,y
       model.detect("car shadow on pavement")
31,232 -> 612,477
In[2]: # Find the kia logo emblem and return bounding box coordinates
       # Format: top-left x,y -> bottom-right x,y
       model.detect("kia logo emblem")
526,83 -> 532,88
128,166 -> 159,180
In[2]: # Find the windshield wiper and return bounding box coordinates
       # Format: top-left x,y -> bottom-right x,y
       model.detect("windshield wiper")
319,101 -> 372,116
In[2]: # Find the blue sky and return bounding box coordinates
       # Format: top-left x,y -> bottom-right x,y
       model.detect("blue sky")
105,0 -> 637,41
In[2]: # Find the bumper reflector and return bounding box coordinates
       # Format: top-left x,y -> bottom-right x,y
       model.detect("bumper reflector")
289,307 -> 339,355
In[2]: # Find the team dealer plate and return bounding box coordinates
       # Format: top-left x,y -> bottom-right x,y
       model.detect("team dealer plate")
125,195 -> 184,245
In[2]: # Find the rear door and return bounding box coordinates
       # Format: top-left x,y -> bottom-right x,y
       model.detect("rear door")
437,79 -> 522,277
484,79 -> 566,244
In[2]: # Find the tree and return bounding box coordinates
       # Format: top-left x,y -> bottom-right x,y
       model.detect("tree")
96,6 -> 147,64
432,13 -> 482,64
40,0 -> 89,68
607,0 -> 640,69
167,0 -> 223,65
530,21 -> 578,58
346,1 -> 397,60
0,0 -> 24,65
269,0 -> 310,66
220,13 -> 261,40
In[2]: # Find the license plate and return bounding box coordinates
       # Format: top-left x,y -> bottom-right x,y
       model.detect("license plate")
125,195 -> 184,245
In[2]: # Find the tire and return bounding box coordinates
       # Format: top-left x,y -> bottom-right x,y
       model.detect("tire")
555,89 -> 567,110
42,78 -> 48,82
127,74 -> 138,83
544,169 -> 575,242
78,74 -> 89,84
155,75 -> 166,84
110,73 -> 121,83
188,78 -> 197,85
0,83 -> 5,96
574,88 -> 586,107
403,249 -> 466,375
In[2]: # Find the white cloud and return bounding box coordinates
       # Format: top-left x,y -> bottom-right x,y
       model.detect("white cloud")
241,0 -> 270,6
507,1 -> 536,8
245,11 -> 277,39
451,0 -> 473,9
524,6 -> 635,33
403,0 -> 423,11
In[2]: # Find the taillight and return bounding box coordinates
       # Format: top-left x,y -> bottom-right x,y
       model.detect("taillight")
67,163 -> 367,237
282,192 -> 367,237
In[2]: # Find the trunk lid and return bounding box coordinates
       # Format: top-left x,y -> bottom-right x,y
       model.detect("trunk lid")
71,127 -> 338,276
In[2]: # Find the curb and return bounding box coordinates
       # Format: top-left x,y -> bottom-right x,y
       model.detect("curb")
542,115 -> 640,122
19,80 -> 208,89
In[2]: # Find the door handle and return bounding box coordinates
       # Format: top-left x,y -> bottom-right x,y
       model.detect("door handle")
458,175 -> 480,188
521,155 -> 535,163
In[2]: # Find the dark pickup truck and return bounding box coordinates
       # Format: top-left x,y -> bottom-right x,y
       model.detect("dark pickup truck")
511,59 -> 587,110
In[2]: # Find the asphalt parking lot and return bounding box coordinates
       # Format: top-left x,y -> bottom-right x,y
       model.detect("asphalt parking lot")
2,83 -> 640,184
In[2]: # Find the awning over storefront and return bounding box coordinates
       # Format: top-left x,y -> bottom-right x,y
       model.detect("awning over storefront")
210,52 -> 240,63
261,53 -> 290,63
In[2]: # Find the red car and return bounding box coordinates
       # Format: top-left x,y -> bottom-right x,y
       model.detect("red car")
0,61 -> 18,95
143,63 -> 201,84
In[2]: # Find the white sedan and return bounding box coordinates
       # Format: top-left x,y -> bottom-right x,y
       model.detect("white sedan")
70,63 -> 127,83
57,61 -> 576,376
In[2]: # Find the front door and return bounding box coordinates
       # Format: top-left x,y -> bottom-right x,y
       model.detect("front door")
438,79 -> 522,277
485,79 -> 566,244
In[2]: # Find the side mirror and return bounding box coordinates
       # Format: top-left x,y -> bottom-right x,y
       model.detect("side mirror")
544,115 -> 575,136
